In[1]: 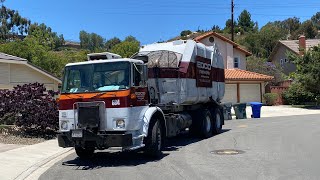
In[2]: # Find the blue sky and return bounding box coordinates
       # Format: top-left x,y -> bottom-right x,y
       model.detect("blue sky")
4,0 -> 320,45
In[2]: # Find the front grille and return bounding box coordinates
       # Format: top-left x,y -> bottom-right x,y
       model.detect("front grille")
78,106 -> 100,129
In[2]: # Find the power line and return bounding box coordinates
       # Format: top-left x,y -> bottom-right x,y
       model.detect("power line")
251,14 -> 313,18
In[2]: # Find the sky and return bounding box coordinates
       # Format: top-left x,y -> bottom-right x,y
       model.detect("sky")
4,0 -> 320,45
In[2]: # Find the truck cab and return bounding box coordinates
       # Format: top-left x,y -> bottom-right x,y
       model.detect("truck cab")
58,58 -> 166,158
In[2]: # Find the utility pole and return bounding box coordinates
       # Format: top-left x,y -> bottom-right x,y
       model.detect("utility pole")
231,0 -> 234,41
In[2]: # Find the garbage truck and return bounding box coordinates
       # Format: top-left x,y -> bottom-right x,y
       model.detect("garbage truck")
57,40 -> 225,158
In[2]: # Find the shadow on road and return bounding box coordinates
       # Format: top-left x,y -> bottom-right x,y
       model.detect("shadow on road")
61,129 -> 231,170
62,150 -> 167,170
164,129 -> 230,151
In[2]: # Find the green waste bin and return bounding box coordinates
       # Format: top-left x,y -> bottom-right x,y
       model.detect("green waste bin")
233,103 -> 247,119
222,103 -> 232,120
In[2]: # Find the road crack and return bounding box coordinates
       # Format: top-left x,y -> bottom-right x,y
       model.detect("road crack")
233,137 -> 238,148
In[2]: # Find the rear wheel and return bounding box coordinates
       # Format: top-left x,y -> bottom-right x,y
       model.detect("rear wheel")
75,147 -> 95,159
144,120 -> 163,158
212,108 -> 223,134
190,109 -> 213,138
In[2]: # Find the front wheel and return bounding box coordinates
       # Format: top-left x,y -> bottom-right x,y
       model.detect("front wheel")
144,120 -> 163,158
75,147 -> 95,159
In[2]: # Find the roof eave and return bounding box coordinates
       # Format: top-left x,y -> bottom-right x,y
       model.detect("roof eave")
195,31 -> 252,56
226,78 -> 273,81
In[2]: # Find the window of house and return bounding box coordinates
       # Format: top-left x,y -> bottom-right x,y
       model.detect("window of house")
280,59 -> 284,66
234,57 -> 240,68
284,58 -> 288,63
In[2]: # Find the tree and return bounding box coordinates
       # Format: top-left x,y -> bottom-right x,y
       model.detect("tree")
288,45 -> 320,102
105,37 -> 121,51
28,23 -> 64,50
237,10 -> 255,33
124,35 -> 138,43
211,25 -> 222,33
246,56 -> 284,84
259,23 -> 287,58
0,4 -> 30,41
311,12 -> 320,30
240,32 -> 262,57
297,20 -> 318,39
90,32 -> 104,51
180,30 -> 192,37
111,36 -> 140,58
79,30 -> 105,51
280,17 -> 301,39
79,30 -> 90,49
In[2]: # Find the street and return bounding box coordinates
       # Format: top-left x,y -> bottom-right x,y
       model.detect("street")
40,114 -> 320,180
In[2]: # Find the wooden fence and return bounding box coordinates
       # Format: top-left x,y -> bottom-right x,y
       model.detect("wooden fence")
266,80 -> 292,105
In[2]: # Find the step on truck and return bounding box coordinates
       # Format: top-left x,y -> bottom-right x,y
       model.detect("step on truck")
58,40 -> 225,158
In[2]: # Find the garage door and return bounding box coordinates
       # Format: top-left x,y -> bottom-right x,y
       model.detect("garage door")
222,84 -> 237,103
240,84 -> 261,103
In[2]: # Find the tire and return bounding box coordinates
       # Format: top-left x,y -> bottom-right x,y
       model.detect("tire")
212,108 -> 223,134
75,147 -> 95,159
190,109 -> 213,138
144,120 -> 163,158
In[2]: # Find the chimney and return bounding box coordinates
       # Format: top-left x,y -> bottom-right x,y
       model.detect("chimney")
299,35 -> 306,56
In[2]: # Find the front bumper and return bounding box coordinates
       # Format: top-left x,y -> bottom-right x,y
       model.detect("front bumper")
58,129 -> 133,148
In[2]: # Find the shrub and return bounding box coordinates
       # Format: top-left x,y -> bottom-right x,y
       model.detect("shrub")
0,83 -> 59,137
0,113 -> 16,125
282,82 -> 316,105
263,93 -> 278,106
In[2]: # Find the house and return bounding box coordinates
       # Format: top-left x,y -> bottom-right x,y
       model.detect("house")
0,53 -> 61,91
269,35 -> 320,75
194,32 -> 252,69
193,31 -> 273,103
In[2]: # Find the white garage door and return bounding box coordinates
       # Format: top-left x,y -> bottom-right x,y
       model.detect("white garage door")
240,84 -> 261,103
222,84 -> 237,103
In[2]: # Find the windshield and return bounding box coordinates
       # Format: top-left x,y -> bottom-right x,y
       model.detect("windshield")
61,62 -> 130,93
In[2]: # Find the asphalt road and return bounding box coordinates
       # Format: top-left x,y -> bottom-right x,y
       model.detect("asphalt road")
40,114 -> 320,180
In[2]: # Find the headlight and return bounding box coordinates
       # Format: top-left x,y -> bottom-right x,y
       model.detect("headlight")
60,120 -> 69,130
116,119 -> 125,129
61,112 -> 67,118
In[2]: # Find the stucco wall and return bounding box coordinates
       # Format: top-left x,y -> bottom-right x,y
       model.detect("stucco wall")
271,45 -> 297,75
199,36 -> 247,70
0,62 -> 59,91
200,36 -> 228,67
234,48 -> 246,70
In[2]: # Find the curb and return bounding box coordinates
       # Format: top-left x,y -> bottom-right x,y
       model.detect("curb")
14,147 -> 73,180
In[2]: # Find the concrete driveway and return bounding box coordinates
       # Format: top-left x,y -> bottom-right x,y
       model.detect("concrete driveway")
40,114 -> 320,180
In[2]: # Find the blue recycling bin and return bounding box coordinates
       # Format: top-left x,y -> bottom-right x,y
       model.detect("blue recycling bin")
250,102 -> 263,118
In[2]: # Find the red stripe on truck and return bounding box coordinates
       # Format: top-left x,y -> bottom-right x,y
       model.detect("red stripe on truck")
148,58 -> 225,83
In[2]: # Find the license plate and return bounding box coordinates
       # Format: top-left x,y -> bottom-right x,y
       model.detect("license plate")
72,130 -> 83,138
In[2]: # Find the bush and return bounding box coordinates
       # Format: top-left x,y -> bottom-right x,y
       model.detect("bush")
0,83 -> 59,137
282,82 -> 316,105
263,93 -> 278,106
0,113 -> 16,125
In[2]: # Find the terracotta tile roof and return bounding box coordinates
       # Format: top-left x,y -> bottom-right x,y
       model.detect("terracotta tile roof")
225,69 -> 273,81
194,31 -> 252,56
